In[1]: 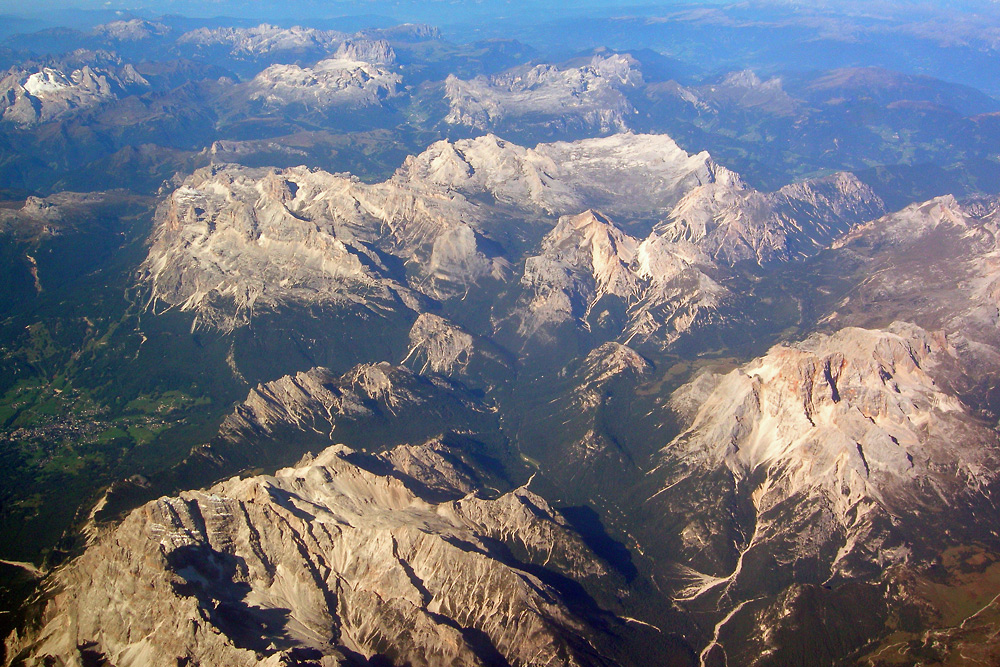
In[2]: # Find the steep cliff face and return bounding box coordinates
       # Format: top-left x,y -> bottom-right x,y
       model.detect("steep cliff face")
660,323 -> 992,516
140,132 -> 737,331
90,19 -> 171,42
218,363 -> 492,452
657,171 -> 885,265
141,165 -> 415,331
142,131 -> 885,336
516,210 -> 642,338
509,167 -> 882,345
0,192 -> 123,240
8,444 -> 615,667
391,132 -> 730,221
642,322 -> 1000,665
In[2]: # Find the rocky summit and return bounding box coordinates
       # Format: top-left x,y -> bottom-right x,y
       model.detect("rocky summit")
4,6 -> 1000,667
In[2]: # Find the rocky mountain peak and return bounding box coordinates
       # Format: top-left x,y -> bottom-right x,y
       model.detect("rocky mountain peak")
444,52 -> 642,134
333,38 -> 396,64
9,442 -> 613,667
663,322 -> 991,511
403,314 -> 475,376
580,342 -> 653,385
657,170 -> 884,264
242,56 -> 401,111
91,19 -> 170,41
542,210 -> 640,293
835,194 -> 969,249
176,23 -> 345,57
0,59 -> 149,126
349,362 -> 408,405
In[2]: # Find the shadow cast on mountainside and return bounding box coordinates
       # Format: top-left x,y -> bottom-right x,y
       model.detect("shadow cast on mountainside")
166,544 -> 294,653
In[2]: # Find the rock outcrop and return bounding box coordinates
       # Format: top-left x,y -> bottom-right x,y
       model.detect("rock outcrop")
0,60 -> 149,126
644,322 -> 1000,663
657,171 -> 885,265
91,19 -> 171,42
828,195 -> 1000,346
241,56 -> 401,111
141,133 -> 736,329
7,443 -> 613,667
445,53 -> 643,135
176,24 -> 344,58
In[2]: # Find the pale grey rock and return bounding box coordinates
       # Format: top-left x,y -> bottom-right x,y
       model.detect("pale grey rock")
143,133 -> 735,329
91,19 -> 170,41
241,56 -> 401,110
333,39 -> 395,65
378,438 -> 482,496
445,53 -> 642,134
396,132 -> 733,220
142,166 -> 418,331
625,232 -> 726,345
9,443 -> 609,667
658,323 -> 998,572
0,61 -> 149,126
220,363 -> 436,442
0,191 -> 131,240
669,70 -> 800,116
646,321 -> 1000,663
205,139 -> 310,161
517,210 -> 641,338
176,24 -> 345,57
360,23 -> 440,42
578,342 -> 652,387
829,195 -> 1000,349
513,209 -> 724,345
657,171 -> 885,265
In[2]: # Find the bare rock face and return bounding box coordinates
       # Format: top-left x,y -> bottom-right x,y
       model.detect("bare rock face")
403,313 -> 476,375
398,132 -> 730,220
241,57 -> 401,111
657,171 -> 885,265
578,342 -> 652,387
512,209 -> 725,346
503,157 -> 881,344
517,210 -> 641,338
333,39 -> 395,65
641,322 -> 1000,664
8,443 -> 613,667
143,133 -> 884,349
558,343 -> 655,468
0,60 -> 149,126
219,362 -> 475,445
0,192 -> 113,240
91,19 -> 171,42
176,24 -> 345,58
444,53 -> 642,135
658,69 -> 800,116
662,323 -> 991,512
828,195 -> 1000,347
141,133 -> 733,330
142,165 -> 419,331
